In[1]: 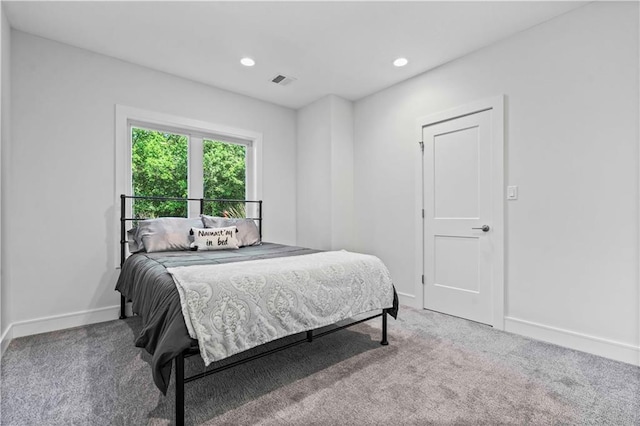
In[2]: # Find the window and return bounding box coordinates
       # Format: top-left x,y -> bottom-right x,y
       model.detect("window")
131,127 -> 189,218
115,105 -> 262,265
202,139 -> 247,216
130,127 -> 248,218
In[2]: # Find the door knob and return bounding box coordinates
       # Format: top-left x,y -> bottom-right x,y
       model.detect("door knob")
472,225 -> 490,232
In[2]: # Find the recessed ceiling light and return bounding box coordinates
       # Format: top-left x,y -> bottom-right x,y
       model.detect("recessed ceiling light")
240,57 -> 255,67
393,57 -> 408,67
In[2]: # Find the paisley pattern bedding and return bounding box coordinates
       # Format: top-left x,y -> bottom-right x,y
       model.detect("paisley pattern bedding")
167,250 -> 396,366
116,243 -> 398,394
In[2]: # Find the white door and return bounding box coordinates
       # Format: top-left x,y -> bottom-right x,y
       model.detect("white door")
422,109 -> 496,325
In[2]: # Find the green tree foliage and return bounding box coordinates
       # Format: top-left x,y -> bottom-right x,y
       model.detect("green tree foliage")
203,140 -> 246,216
132,128 -> 188,217
131,127 -> 246,218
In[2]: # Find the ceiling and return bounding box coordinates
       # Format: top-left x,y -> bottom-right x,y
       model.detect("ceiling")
4,1 -> 587,109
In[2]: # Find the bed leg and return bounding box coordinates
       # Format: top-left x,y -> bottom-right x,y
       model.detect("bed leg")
119,295 -> 126,319
175,352 -> 185,426
381,309 -> 389,346
306,330 -> 313,342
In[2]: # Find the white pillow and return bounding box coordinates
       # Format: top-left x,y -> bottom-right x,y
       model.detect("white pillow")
190,226 -> 239,251
201,215 -> 261,247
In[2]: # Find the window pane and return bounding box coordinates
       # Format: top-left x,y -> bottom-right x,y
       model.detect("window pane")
131,127 -> 188,218
202,140 -> 246,217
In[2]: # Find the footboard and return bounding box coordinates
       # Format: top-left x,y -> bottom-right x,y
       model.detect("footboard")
173,309 -> 390,426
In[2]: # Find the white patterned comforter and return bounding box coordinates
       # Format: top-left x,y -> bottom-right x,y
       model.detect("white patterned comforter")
167,250 -> 395,366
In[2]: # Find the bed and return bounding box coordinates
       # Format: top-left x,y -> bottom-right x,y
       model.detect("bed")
115,195 -> 398,425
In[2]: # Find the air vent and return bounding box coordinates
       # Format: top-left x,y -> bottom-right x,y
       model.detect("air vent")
271,74 -> 297,86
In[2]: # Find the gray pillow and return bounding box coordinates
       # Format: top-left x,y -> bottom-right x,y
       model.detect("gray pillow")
201,215 -> 261,247
127,227 -> 144,253
136,217 -> 204,253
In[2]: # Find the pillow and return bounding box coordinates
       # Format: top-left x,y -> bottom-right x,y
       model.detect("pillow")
127,227 -> 144,253
136,217 -> 204,253
190,226 -> 239,251
201,215 -> 260,247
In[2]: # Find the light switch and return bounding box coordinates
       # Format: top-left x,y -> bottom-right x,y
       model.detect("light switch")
507,186 -> 518,200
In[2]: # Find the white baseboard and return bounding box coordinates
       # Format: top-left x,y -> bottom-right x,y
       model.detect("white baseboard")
1,324 -> 13,357
8,305 -> 120,341
4,304 -> 637,368
504,316 -> 640,366
397,291 -> 417,308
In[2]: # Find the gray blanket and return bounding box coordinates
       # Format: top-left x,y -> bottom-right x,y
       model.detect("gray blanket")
115,243 -> 398,394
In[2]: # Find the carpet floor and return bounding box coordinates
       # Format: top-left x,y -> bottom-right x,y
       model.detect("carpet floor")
1,305 -> 639,425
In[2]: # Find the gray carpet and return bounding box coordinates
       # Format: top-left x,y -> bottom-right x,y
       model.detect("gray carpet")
2,305 -> 639,425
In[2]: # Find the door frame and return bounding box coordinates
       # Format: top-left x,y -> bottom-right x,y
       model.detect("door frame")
414,95 -> 505,330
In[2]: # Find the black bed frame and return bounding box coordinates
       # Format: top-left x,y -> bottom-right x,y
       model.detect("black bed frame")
118,194 -> 389,426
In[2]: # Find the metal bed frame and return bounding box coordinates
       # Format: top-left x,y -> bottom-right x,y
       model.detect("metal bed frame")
118,194 -> 390,426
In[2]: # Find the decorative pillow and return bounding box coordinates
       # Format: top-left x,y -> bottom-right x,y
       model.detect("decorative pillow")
201,215 -> 260,247
190,226 -> 239,251
136,217 -> 204,253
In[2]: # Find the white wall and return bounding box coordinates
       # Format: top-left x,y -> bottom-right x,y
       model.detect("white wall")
330,97 -> 354,251
297,96 -> 332,250
297,95 -> 354,251
4,31 -> 297,335
354,2 -> 639,363
4,2 -> 638,367
0,5 -> 11,352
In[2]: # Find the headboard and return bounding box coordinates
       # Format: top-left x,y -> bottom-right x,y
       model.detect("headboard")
119,194 -> 263,267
